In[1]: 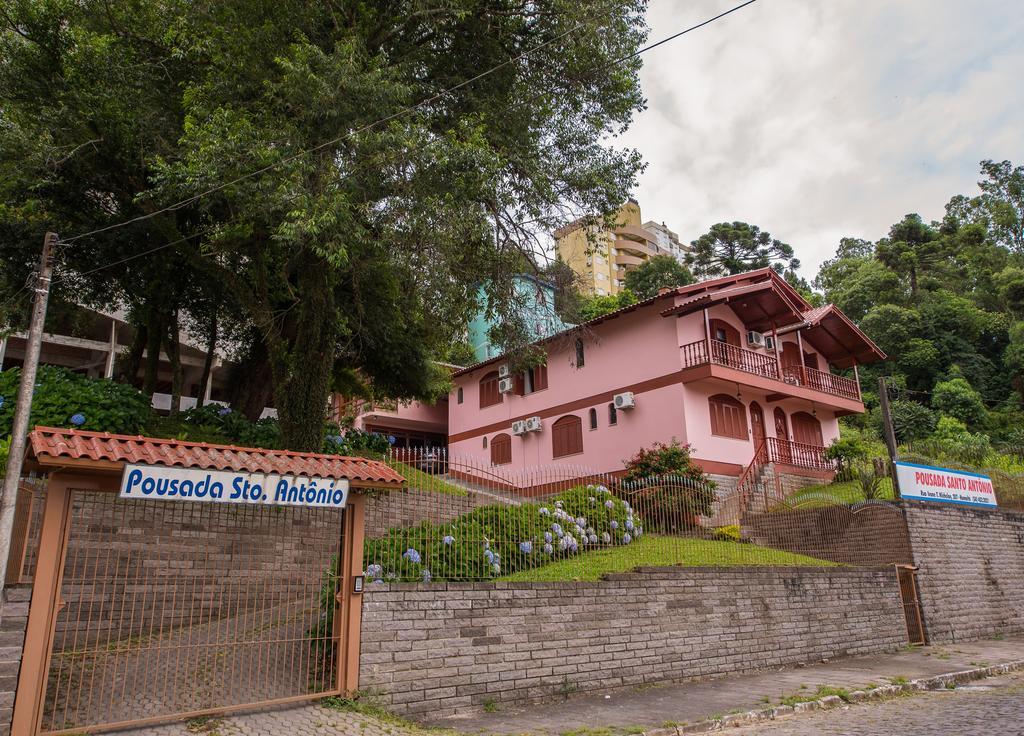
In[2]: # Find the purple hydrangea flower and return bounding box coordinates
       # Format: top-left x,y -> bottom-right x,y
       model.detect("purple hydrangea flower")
484,549 -> 495,563
519,541 -> 533,554
588,533 -> 598,544
443,535 -> 455,545
402,548 -> 421,564
576,517 -> 586,527
0,396 -> 5,408
601,532 -> 611,544
636,526 -> 644,537
604,500 -> 614,509
596,485 -> 609,494
218,406 -> 232,416
623,533 -> 632,544
625,519 -> 635,531
70,413 -> 86,426
544,531 -> 553,543
588,496 -> 596,505
492,552 -> 500,563
551,523 -> 563,537
365,563 -> 383,578
610,520 -> 619,530
558,536 -> 570,551
539,507 -> 550,516
491,563 -> 501,574
543,543 -> 554,555
372,578 -> 385,585
387,435 -> 397,445
421,569 -> 432,583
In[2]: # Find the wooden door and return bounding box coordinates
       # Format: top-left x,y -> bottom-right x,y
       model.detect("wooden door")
750,402 -> 766,460
773,407 -> 791,463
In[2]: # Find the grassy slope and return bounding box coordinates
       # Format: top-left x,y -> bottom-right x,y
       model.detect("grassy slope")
498,534 -> 836,582
390,461 -> 468,496
779,478 -> 895,507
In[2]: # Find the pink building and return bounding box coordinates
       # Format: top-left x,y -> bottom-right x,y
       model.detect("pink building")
348,269 -> 885,486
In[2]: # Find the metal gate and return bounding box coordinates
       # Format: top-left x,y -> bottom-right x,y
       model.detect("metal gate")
30,487 -> 349,735
897,564 -> 926,645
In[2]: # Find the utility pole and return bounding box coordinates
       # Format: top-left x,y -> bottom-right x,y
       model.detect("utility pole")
0,232 -> 57,595
877,375 -> 901,498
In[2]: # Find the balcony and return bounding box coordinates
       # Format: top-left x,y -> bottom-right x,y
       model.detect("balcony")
763,436 -> 833,470
614,238 -> 657,258
679,339 -> 862,405
615,252 -> 645,268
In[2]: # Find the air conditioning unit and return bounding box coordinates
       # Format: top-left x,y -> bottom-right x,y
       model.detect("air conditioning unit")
524,416 -> 543,432
746,330 -> 766,348
764,335 -> 776,351
498,363 -> 511,378
511,420 -> 528,436
498,377 -> 515,394
613,392 -> 636,410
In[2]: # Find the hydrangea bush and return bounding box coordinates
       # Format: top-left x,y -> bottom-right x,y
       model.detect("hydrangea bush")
363,484 -> 642,583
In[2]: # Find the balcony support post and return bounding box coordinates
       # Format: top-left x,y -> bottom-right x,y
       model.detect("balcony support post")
771,323 -> 782,380
853,361 -> 861,400
795,329 -> 807,385
703,308 -> 712,363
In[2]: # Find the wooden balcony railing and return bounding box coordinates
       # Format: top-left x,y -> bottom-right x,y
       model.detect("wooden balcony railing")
680,339 -> 861,401
766,437 -> 834,470
782,365 -> 860,400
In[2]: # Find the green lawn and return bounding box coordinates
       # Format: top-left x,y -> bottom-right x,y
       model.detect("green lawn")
389,461 -> 468,496
497,534 -> 837,582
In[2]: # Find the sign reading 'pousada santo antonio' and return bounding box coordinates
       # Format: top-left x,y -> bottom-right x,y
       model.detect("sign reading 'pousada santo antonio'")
119,463 -> 350,509
894,460 -> 997,509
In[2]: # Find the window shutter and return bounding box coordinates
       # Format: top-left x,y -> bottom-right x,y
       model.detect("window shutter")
479,371 -> 502,408
552,415 -> 583,457
709,394 -> 748,440
490,433 -> 512,465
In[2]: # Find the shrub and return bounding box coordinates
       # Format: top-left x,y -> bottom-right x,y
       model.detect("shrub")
825,434 -> 869,480
711,524 -> 741,542
932,377 -> 987,427
0,366 -> 151,437
916,416 -> 992,466
362,484 -> 641,582
853,465 -> 885,501
621,440 -> 716,526
0,435 -> 9,476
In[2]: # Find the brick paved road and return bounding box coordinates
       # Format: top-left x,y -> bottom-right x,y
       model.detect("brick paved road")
729,671 -> 1024,736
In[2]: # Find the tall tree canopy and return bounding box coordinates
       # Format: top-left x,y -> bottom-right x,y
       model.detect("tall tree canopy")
687,221 -> 798,278
814,159 -> 1024,441
0,0 -> 649,450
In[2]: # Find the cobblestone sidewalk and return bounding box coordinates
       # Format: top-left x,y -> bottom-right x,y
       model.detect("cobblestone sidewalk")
727,669 -> 1024,735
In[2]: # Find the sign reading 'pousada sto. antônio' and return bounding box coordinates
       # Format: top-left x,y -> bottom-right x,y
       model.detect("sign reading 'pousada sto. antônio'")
119,463 -> 350,508
894,460 -> 997,509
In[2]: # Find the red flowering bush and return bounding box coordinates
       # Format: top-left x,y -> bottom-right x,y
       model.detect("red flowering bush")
621,440 -> 716,528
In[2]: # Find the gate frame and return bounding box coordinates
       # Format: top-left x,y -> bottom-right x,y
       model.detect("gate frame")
11,449 -> 385,736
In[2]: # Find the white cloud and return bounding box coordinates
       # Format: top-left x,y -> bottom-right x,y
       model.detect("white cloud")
615,0 -> 1024,276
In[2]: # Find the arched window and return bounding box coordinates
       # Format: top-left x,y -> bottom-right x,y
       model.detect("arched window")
482,436 -> 487,448
479,370 -> 502,408
791,411 -> 824,447
588,408 -> 598,430
457,387 -> 464,404
575,338 -> 585,367
708,318 -> 741,347
552,415 -> 584,458
608,402 -> 618,426
490,433 -> 512,465
709,394 -> 748,440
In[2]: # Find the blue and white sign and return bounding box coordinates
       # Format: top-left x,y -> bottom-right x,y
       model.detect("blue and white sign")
119,463 -> 349,509
894,460 -> 997,509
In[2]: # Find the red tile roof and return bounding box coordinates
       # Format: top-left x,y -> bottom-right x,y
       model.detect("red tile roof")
27,427 -> 405,486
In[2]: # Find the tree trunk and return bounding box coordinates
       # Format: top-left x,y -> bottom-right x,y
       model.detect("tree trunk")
117,321 -> 147,387
268,257 -> 338,451
165,309 -> 184,416
142,308 -> 163,397
196,313 -> 218,408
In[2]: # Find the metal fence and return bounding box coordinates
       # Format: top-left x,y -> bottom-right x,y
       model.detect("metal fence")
362,448 -> 914,585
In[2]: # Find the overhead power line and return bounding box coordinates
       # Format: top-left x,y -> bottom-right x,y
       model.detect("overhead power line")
58,0 -> 760,274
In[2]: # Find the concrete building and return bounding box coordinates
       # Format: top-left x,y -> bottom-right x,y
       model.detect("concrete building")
554,200 -> 662,297
644,220 -> 689,264
466,274 -> 571,362
347,268 -> 885,486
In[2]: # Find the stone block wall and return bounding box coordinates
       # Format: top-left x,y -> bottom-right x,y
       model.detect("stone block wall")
359,566 -> 905,716
903,501 -> 1024,643
0,585 -> 30,736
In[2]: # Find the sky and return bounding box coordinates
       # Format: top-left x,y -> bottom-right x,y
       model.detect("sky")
615,0 -> 1024,278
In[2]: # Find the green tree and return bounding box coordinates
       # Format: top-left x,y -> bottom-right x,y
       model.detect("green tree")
875,214 -> 943,297
932,375 -> 987,426
976,159 -> 1024,251
622,254 -> 694,299
0,1 -> 649,450
687,221 -> 798,278
578,290 -> 636,321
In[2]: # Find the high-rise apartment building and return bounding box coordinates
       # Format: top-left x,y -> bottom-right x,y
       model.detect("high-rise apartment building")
644,220 -> 689,265
554,200 -> 679,296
